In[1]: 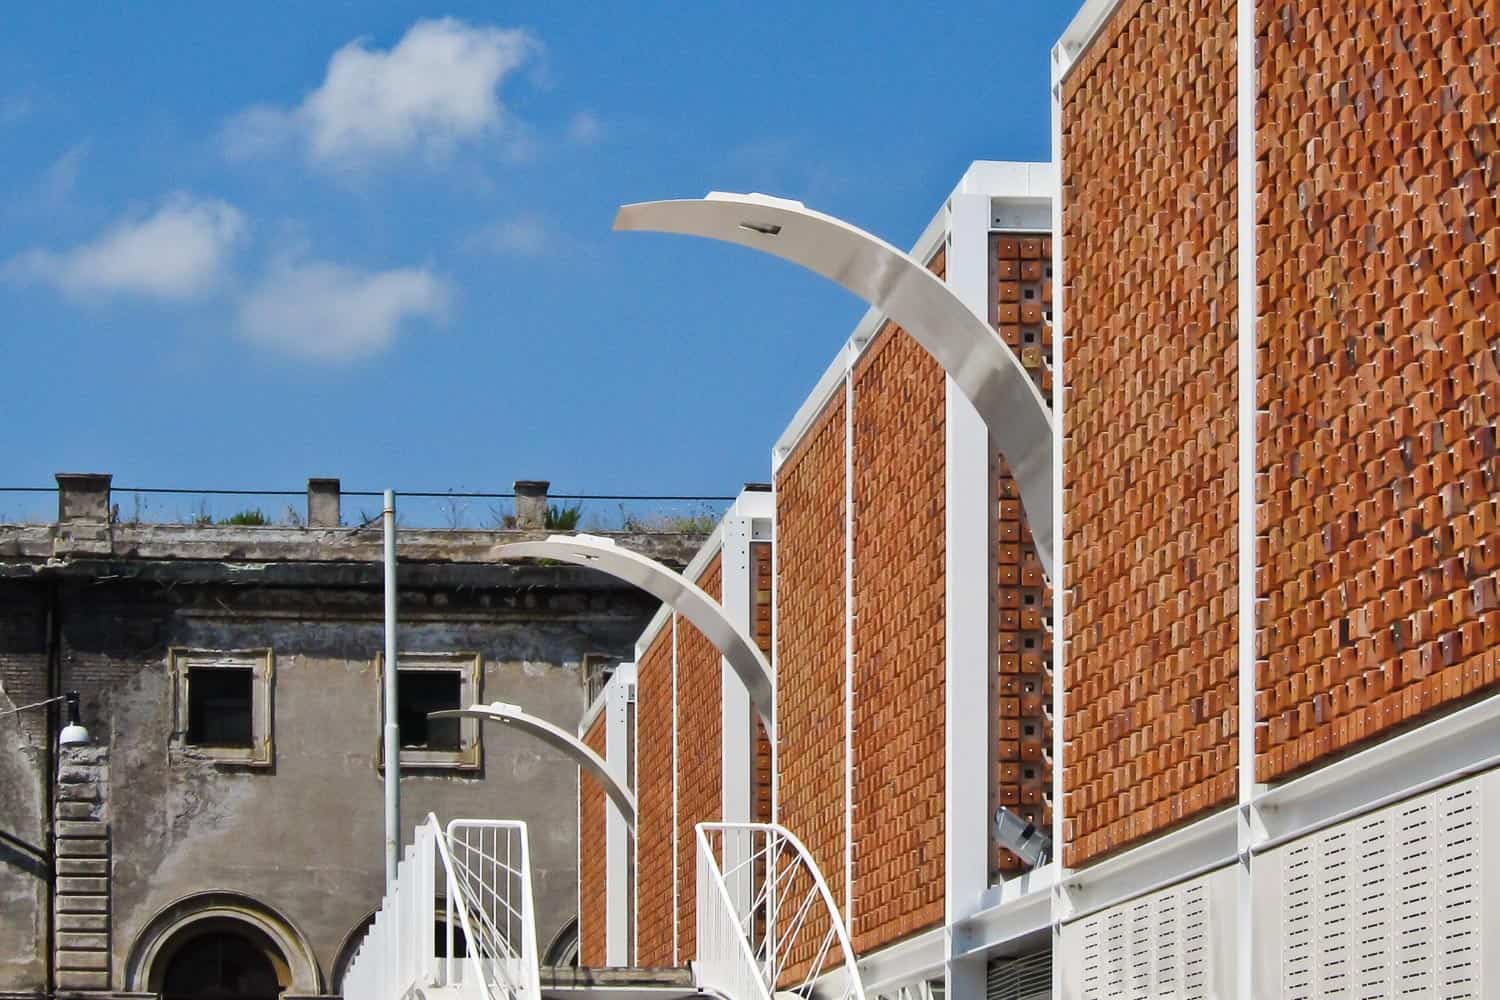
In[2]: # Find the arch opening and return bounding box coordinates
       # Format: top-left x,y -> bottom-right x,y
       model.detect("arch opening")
152,918 -> 289,1000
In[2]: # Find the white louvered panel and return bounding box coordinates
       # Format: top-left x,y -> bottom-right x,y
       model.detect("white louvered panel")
1347,810 -> 1393,997
1281,841 -> 1316,997
1317,828 -> 1352,998
1392,798 -> 1436,996
1436,784 -> 1480,998
1059,867 -> 1235,999
1259,767 -> 1497,1000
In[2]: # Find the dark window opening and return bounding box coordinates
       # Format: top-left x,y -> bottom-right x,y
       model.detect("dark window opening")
187,669 -> 254,748
398,671 -> 462,750
160,930 -> 281,1000
434,919 -> 468,959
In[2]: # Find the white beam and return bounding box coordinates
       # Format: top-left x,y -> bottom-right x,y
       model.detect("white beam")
605,666 -> 635,966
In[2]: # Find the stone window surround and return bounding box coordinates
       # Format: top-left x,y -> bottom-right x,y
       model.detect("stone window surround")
168,648 -> 275,767
375,651 -> 484,770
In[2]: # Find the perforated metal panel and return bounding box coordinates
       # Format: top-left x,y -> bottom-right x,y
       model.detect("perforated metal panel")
1256,769 -> 1496,1000
1060,866 -> 1237,999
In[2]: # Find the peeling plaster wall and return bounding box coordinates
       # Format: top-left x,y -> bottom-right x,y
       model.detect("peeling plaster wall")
0,554 -> 682,996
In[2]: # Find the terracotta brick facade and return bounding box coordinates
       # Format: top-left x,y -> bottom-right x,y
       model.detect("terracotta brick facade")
774,396 -> 849,914
991,232 -> 1056,877
578,713 -> 608,967
752,541 -> 774,825
1061,0 -> 1240,867
634,627 -> 676,965
1255,0 -> 1500,781
674,556 -> 723,959
849,320 -> 947,950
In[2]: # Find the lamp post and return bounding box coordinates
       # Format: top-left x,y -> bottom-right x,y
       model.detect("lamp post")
5,691 -> 92,747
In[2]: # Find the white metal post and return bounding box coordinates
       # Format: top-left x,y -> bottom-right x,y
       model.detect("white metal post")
945,191 -> 995,1000
606,665 -> 635,965
1236,1 -> 1260,997
384,488 -> 400,888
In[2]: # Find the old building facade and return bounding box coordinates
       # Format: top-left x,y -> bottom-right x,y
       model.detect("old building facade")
0,474 -> 702,1000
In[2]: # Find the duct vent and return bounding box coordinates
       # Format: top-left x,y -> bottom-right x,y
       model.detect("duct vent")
1063,867 -> 1230,998
986,949 -> 1050,1000
1262,770 -> 1493,998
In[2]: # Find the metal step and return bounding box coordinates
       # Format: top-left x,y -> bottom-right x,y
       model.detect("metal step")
539,966 -> 701,1000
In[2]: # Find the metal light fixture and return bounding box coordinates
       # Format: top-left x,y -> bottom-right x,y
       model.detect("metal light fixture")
58,692 -> 91,747
737,221 -> 782,236
994,806 -> 1051,868
5,690 -> 91,748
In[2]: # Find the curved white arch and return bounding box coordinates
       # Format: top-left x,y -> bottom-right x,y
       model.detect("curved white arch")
614,192 -> 1056,577
125,890 -> 322,995
494,534 -> 776,731
429,701 -> 637,829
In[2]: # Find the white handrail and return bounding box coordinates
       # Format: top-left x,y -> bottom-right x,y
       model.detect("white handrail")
341,814 -> 538,1000
696,822 -> 867,1000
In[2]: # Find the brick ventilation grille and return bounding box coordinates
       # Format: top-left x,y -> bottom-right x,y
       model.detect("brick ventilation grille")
992,233 -> 1056,877
633,628 -> 675,965
1255,1 -> 1500,780
751,542 -> 774,824
850,319 -> 947,950
578,714 -> 608,967
1061,0 -> 1240,867
674,556 -> 723,959
774,395 -> 848,928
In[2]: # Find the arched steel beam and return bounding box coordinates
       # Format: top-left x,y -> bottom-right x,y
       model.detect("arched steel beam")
428,701 -> 637,829
494,534 -> 776,732
614,192 -> 1056,578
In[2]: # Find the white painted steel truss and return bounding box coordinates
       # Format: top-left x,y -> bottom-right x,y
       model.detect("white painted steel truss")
695,822 -> 867,1000
342,815 -> 540,1000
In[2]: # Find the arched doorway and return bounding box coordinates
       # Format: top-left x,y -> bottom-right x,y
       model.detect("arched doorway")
157,922 -> 285,1000
126,893 -> 321,999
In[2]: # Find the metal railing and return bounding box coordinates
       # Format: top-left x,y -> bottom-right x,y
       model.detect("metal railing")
341,814 -> 539,1000
696,822 -> 866,1000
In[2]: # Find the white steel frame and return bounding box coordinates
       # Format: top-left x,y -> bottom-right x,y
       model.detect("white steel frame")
695,822 -> 867,1000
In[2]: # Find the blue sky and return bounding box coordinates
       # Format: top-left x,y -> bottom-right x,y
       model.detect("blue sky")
0,4 -> 1074,511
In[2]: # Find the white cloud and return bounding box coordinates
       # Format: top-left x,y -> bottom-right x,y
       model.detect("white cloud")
566,111 -> 603,145
3,193 -> 245,300
223,18 -> 537,168
466,214 -> 550,256
238,256 -> 451,361
37,142 -> 88,205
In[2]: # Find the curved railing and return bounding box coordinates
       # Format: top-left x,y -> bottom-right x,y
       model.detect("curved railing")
341,814 -> 539,1000
696,822 -> 866,1000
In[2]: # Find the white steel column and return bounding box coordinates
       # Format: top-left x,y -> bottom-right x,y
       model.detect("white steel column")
1049,42 -> 1071,1000
1236,1 -> 1261,998
721,515 -> 756,829
945,191 -> 995,1000
606,665 -> 635,966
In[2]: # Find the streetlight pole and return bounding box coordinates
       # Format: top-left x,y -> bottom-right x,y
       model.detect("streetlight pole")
383,490 -> 400,888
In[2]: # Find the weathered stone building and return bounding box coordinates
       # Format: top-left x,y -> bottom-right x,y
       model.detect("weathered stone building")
0,474 -> 704,1000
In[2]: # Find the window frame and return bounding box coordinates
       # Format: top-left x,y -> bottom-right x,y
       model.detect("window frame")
375,651 -> 483,771
168,648 -> 275,767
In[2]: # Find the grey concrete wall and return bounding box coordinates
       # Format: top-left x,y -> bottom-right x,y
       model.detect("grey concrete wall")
0,540 -> 695,997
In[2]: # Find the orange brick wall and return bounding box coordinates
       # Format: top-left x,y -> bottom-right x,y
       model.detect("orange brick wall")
991,233 -> 1056,877
752,541 -> 774,824
849,319 -> 947,950
634,627 -> 676,965
1061,0 -> 1240,867
578,713 -> 608,967
774,396 -> 848,911
674,556 -> 723,959
1255,0 -> 1500,781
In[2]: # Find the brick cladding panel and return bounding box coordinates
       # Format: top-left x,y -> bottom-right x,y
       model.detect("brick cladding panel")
849,320 -> 947,951
991,234 -> 1057,877
634,628 -> 675,965
774,396 -> 848,914
674,555 -> 723,959
578,714 -> 608,967
1061,0 -> 1240,867
752,542 -> 774,824
1256,1 -> 1500,780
